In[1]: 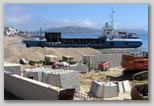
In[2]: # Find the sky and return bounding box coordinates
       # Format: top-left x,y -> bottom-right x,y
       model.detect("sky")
4,4 -> 148,32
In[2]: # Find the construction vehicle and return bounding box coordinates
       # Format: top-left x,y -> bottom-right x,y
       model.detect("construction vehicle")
121,50 -> 148,80
98,61 -> 110,71
131,83 -> 148,100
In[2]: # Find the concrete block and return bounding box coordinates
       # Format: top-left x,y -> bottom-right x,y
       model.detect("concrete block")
122,80 -> 131,92
20,58 -> 28,64
103,82 -> 118,98
118,82 -> 124,93
41,71 -> 51,83
89,81 -> 105,98
4,72 -> 74,100
59,71 -> 80,91
82,54 -> 122,68
90,81 -> 118,98
46,73 -> 61,87
69,64 -> 88,73
4,62 -> 21,75
62,55 -> 73,63
23,69 -> 42,81
45,55 -> 58,62
46,71 -> 80,91
23,69 -> 30,77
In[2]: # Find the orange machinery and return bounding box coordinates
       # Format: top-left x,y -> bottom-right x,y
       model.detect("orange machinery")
120,50 -> 148,80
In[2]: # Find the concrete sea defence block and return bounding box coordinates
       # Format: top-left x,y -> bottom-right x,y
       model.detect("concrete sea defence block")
62,55 -> 73,63
46,73 -> 61,87
122,80 -> 131,92
4,71 -> 20,97
20,58 -> 28,64
103,82 -> 118,98
4,62 -> 21,75
89,81 -> 105,98
23,68 -> 80,92
118,82 -> 124,93
46,71 -> 80,91
82,54 -> 122,68
45,55 -> 58,63
118,80 -> 131,93
59,71 -> 80,91
41,71 -> 51,83
69,64 -> 88,73
89,81 -> 118,98
5,72 -> 74,100
23,69 -> 43,81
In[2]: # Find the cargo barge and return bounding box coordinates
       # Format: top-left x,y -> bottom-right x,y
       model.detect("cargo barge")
22,10 -> 142,49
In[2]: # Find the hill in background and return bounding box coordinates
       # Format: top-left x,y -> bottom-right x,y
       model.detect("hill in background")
31,26 -> 148,35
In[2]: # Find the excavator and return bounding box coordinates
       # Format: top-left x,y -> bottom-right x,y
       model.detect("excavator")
121,50 -> 148,100
121,50 -> 148,80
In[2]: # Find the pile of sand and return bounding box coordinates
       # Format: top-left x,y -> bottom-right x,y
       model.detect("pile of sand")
4,46 -> 102,63
4,36 -> 22,47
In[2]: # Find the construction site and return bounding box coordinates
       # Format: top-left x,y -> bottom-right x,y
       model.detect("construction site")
4,36 -> 148,100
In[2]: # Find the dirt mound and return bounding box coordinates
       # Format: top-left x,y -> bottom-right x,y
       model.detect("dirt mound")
4,36 -> 22,47
4,46 -> 101,63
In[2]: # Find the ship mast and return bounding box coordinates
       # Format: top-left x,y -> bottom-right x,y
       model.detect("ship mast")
110,7 -> 114,28
39,16 -> 42,37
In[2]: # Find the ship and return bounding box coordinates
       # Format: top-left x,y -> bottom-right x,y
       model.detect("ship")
22,10 -> 142,48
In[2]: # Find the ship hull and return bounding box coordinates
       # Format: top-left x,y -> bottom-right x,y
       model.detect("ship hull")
23,39 -> 142,49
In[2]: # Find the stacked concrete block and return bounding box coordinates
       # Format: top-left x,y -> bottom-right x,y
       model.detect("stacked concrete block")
23,68 -> 80,91
90,80 -> 118,98
82,54 -> 122,68
4,72 -> 75,100
46,71 -> 80,91
4,62 -> 21,75
69,64 -> 88,73
45,55 -> 58,63
41,70 -> 52,83
23,69 -> 43,81
62,55 -> 73,63
46,73 -> 61,87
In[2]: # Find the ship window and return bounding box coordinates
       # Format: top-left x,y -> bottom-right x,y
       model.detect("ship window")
107,32 -> 110,34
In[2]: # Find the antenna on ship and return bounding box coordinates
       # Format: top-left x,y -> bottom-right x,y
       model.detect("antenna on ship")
110,7 -> 115,28
39,16 -> 42,37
